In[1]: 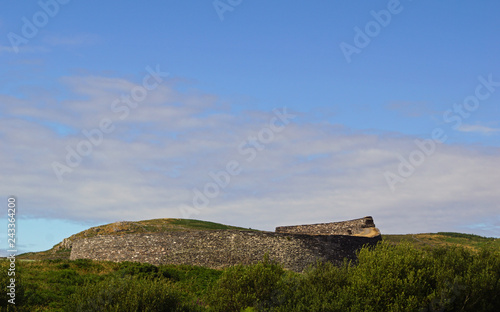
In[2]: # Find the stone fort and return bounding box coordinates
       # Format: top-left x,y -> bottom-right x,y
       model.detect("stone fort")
69,216 -> 381,272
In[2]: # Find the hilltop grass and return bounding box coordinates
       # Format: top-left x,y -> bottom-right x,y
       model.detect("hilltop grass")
67,218 -> 258,240
17,249 -> 71,261
167,219 -> 258,231
383,232 -> 500,251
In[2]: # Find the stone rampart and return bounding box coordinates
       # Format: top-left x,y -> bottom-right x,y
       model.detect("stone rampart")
70,230 -> 381,272
275,216 -> 380,237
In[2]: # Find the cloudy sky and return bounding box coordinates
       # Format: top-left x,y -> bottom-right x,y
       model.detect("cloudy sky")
1,0 -> 499,255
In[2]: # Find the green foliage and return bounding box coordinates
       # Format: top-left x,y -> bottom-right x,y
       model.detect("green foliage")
157,265 -> 222,297
437,232 -> 489,239
67,276 -> 198,312
72,258 -> 94,269
207,255 -> 286,312
4,239 -> 500,311
423,245 -> 500,311
271,261 -> 349,311
56,263 -> 70,269
0,260 -> 25,309
383,233 -> 500,250
341,242 -> 435,311
47,269 -> 83,287
110,262 -> 222,297
113,261 -> 162,279
271,242 -> 500,312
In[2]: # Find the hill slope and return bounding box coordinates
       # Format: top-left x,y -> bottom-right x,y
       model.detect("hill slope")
383,232 -> 500,251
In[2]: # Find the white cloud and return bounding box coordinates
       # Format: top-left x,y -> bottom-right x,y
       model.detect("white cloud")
458,124 -> 500,134
1,74 -> 499,248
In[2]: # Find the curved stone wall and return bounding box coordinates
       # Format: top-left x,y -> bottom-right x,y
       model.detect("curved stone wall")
69,230 -> 381,272
275,216 -> 380,237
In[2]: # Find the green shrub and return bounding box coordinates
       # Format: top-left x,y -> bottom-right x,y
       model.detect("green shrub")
113,261 -> 161,280
47,269 -> 83,286
342,242 -> 436,311
46,259 -> 63,263
422,245 -> 500,312
56,263 -> 70,269
437,232 -> 489,240
270,242 -> 500,312
157,265 -> 222,297
0,260 -> 25,309
72,259 -> 94,269
271,261 -> 349,312
67,276 -> 199,312
207,256 -> 285,312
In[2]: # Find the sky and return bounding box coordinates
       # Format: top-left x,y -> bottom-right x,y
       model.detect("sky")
1,0 -> 499,255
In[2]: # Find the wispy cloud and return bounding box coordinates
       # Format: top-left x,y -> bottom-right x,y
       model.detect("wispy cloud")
458,124 -> 500,134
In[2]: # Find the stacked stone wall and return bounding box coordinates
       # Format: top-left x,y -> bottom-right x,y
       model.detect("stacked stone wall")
70,230 -> 380,272
275,216 -> 376,236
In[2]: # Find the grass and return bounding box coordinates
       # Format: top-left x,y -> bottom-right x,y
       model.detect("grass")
18,249 -> 71,261
66,218 -> 258,241
383,232 -> 500,251
2,258 -> 222,311
167,219 -> 258,231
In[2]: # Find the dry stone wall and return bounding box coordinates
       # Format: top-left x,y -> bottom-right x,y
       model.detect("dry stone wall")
70,229 -> 381,272
275,216 -> 378,236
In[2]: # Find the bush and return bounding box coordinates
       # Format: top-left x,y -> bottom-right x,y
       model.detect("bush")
67,276 -> 199,312
0,260 -> 25,309
72,259 -> 94,269
56,263 -> 70,269
271,261 -> 349,312
113,261 -> 161,280
422,245 -> 500,311
207,256 -> 285,312
269,242 -> 500,312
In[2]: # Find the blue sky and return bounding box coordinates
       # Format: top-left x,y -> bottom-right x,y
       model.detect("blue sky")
1,0 -> 499,255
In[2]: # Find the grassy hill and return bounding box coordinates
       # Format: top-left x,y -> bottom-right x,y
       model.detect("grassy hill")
382,232 -> 500,251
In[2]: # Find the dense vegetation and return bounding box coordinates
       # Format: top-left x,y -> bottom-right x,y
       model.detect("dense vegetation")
2,239 -> 499,311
